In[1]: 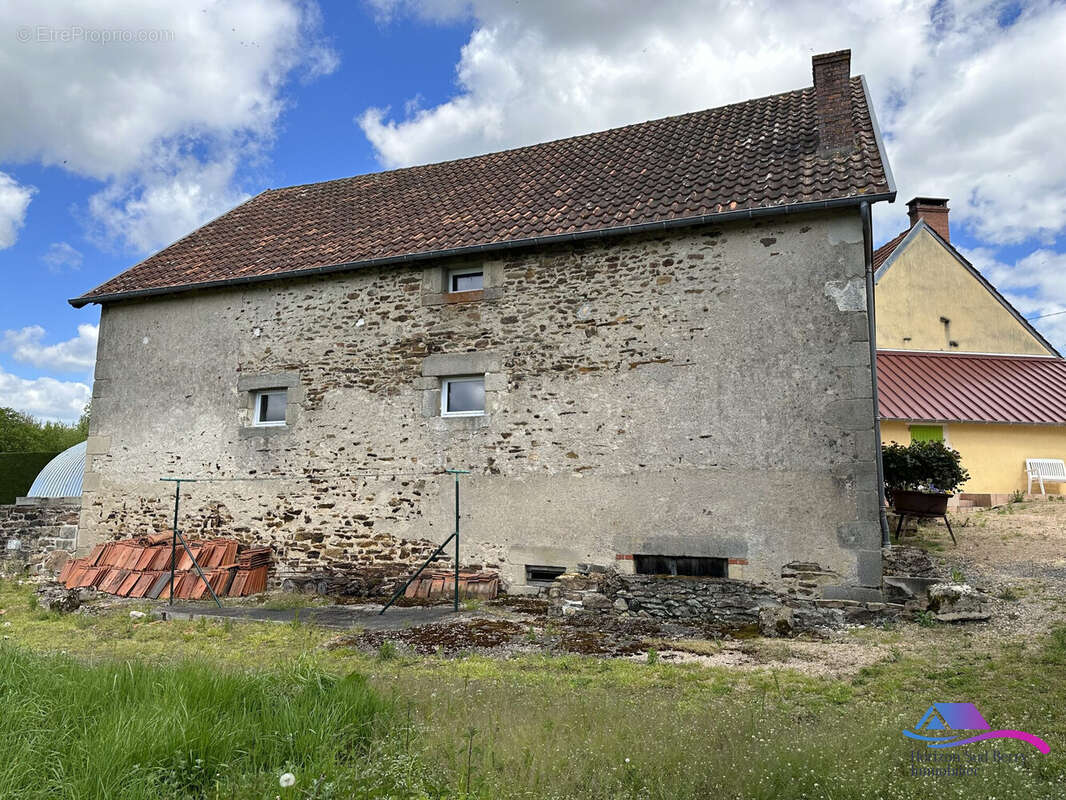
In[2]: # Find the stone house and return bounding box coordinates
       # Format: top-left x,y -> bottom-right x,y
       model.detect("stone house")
70,50 -> 895,597
874,198 -> 1066,502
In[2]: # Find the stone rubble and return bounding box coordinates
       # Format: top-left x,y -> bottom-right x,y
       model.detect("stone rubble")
547,570 -> 905,637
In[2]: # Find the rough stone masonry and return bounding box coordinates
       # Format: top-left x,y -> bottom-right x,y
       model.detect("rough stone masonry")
78,210 -> 881,596
0,497 -> 79,577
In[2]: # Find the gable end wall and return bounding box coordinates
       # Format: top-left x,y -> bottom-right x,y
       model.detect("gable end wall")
80,210 -> 881,590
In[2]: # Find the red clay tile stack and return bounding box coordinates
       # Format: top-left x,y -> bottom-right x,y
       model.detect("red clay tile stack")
58,535 -> 272,600
403,569 -> 499,600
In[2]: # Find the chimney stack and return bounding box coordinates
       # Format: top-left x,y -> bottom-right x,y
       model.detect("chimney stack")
907,197 -> 951,242
812,50 -> 855,153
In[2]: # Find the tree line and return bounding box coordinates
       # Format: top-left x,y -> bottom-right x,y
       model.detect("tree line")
0,405 -> 89,453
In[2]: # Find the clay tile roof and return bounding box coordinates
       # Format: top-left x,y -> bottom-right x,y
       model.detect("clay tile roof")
877,351 -> 1066,425
72,76 -> 893,307
873,229 -> 908,270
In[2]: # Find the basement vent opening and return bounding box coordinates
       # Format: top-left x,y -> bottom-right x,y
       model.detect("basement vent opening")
525,565 -> 566,585
634,555 -> 728,577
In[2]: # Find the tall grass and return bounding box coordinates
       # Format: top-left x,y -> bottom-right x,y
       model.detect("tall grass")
394,643 -> 1066,800
0,646 -> 425,799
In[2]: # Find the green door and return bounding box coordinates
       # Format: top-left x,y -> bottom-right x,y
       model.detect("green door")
910,424 -> 944,443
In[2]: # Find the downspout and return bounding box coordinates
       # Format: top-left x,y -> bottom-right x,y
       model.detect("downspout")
861,201 -> 891,547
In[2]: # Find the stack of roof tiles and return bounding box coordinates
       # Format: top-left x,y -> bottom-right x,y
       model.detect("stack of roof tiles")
58,535 -> 271,600
404,569 -> 499,600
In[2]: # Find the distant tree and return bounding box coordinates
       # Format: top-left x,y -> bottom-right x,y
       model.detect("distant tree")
0,406 -> 88,453
75,401 -> 91,439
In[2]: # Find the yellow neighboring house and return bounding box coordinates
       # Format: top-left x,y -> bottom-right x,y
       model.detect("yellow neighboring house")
874,197 -> 1066,504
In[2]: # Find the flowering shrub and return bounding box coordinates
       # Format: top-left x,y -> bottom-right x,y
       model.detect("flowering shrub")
882,439 -> 970,495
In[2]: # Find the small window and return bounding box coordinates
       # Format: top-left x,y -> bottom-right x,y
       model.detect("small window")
253,389 -> 287,426
525,565 -> 566,585
634,555 -> 727,577
448,268 -> 483,293
441,376 -> 485,417
909,424 -> 944,443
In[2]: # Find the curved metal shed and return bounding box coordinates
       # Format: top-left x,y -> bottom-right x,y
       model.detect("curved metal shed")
26,441 -> 87,498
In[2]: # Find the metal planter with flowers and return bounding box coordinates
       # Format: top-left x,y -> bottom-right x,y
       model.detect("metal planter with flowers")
882,439 -> 970,516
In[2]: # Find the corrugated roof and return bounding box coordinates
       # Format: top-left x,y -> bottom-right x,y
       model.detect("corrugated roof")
71,74 -> 893,307
27,441 -> 86,498
877,351 -> 1066,424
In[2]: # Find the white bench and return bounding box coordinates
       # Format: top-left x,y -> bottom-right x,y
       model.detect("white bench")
1026,458 -> 1066,496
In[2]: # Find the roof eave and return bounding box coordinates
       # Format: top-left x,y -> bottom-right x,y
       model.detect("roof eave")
69,190 -> 895,308
859,75 -> 897,199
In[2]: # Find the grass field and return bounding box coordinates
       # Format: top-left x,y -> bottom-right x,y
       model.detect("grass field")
1,579 -> 1065,799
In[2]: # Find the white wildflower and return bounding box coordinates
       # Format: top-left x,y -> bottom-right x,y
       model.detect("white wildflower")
279,772 -> 296,788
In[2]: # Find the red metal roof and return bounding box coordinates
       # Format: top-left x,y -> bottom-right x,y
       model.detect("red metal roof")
877,351 -> 1066,424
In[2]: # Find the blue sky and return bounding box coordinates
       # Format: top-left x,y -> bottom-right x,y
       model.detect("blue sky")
1,0 -> 1064,421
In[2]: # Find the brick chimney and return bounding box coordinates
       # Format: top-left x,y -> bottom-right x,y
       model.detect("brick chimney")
812,49 -> 855,152
907,197 -> 951,242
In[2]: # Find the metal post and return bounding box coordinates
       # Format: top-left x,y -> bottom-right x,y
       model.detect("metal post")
445,469 -> 469,612
160,478 -> 222,609
454,473 -> 460,611
169,480 -> 181,606
379,469 -> 470,615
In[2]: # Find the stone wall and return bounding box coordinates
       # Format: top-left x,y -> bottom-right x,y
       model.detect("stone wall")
548,570 -> 901,635
0,498 -> 79,576
79,209 -> 881,593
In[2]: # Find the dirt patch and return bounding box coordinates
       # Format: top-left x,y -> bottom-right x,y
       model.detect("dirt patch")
895,500 -> 1066,645
490,595 -> 550,615
640,637 -> 891,678
337,618 -> 528,655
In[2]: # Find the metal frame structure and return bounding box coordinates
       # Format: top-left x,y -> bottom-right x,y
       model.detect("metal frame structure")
160,477 -> 223,608
380,469 -> 469,614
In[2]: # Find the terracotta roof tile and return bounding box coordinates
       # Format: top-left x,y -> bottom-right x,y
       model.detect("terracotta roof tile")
73,77 -> 892,306
877,351 -> 1066,424
873,229 -> 908,270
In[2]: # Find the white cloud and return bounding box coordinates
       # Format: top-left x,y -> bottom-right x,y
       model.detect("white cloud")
358,0 -> 929,169
1,324 -> 98,374
883,2 -> 1066,244
0,0 -> 337,252
358,0 -> 1066,357
86,156 -> 249,253
0,369 -> 90,423
41,241 -> 83,272
968,246 -> 1066,354
358,0 -> 1066,250
0,171 -> 35,249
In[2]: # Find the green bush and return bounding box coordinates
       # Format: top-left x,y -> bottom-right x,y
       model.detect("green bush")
882,439 -> 970,494
0,452 -> 58,504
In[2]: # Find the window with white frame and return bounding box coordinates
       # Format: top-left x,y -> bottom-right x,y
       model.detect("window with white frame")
448,267 -> 484,293
252,389 -> 287,426
441,376 -> 485,417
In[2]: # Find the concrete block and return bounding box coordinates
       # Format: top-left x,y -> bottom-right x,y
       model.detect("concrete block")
821,584 -> 883,602
484,372 -> 508,391
421,389 -> 441,418
422,352 -> 502,377
825,398 -> 875,431
237,371 -> 301,392
837,521 -> 879,549
85,436 -> 111,455
844,313 -> 871,342
829,341 -> 872,367
855,548 -> 883,587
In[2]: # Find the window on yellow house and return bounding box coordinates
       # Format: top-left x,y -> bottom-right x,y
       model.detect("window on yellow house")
910,424 -> 944,443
